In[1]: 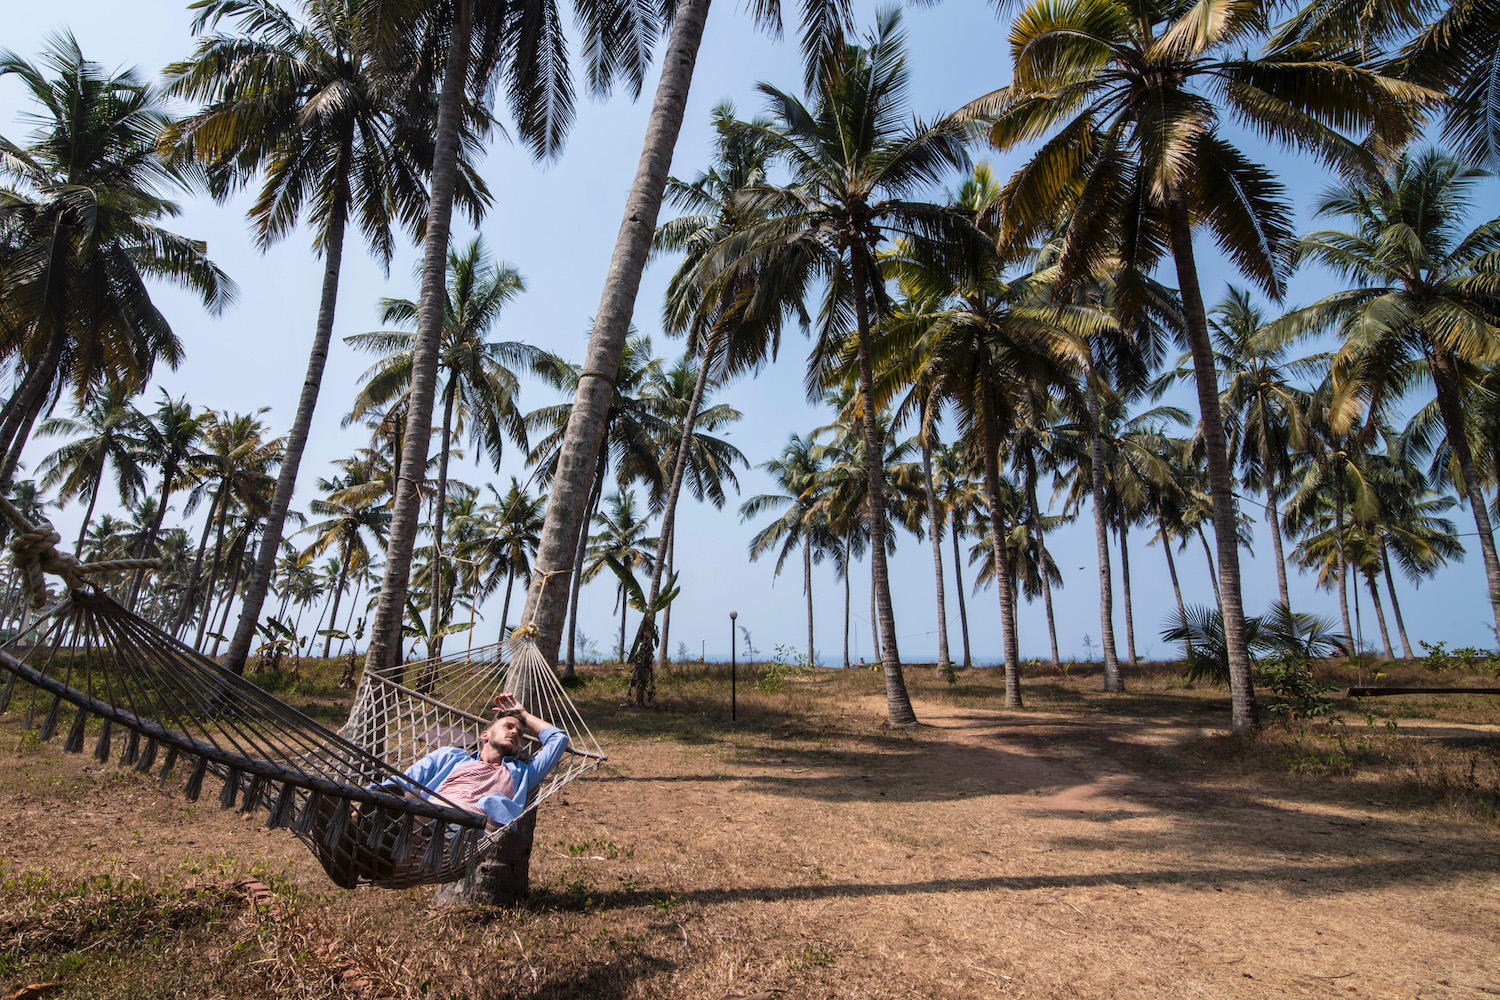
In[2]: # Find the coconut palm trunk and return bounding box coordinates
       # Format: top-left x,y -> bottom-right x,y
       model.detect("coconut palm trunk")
919,420 -> 951,668
427,379 -> 458,661
0,405 -> 43,499
1429,346 -> 1500,641
514,0 -> 712,668
1381,538 -> 1414,659
979,375 -> 1021,707
868,576 -> 879,663
1334,468 -> 1353,644
323,556 -> 351,659
128,456 -> 180,609
849,250 -> 914,724
1260,418 -> 1290,610
175,487 -> 220,638
1197,525 -> 1221,602
1366,574 -> 1394,658
211,537 -> 253,658
1165,194 -> 1256,732
1160,522 -> 1190,660
842,537 -> 851,668
73,478 -> 103,557
498,563 -> 517,642
660,531 -> 677,668
951,510 -> 971,667
1084,356 -> 1123,690
1024,448 -> 1058,664
564,448 -> 608,677
803,537 -> 814,665
195,496 -> 232,650
643,327 -> 718,663
0,331 -> 65,483
223,162 -> 351,675
363,0 -> 473,678
1119,521 -> 1137,666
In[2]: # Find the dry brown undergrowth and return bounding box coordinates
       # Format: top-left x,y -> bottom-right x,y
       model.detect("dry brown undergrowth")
1,658 -> 1497,999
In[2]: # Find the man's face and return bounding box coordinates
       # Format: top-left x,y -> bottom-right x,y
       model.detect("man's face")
480,717 -> 523,763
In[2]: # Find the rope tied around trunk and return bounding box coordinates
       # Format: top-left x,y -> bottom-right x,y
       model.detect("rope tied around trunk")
0,494 -> 159,609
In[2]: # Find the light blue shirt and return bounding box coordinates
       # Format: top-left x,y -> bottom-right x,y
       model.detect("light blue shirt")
397,725 -> 569,828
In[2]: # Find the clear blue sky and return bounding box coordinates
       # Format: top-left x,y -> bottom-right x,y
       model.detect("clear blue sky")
3,0 -> 1494,664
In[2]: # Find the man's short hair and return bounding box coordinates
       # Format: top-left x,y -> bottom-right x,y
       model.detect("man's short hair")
486,709 -> 532,760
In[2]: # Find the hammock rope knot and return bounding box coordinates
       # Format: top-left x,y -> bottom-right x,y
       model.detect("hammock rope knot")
1,494 -> 160,609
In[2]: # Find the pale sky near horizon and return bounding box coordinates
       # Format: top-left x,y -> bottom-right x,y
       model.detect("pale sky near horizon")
3,0 -> 1496,666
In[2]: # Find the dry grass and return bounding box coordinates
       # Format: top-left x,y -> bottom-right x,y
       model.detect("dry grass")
2,656 -> 1498,999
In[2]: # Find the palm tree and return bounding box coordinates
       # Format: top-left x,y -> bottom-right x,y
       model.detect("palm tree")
1276,0 -> 1500,171
1207,286 -> 1318,610
300,473 -> 390,658
510,0 -> 853,683
583,491 -> 658,661
726,9 -> 976,724
967,0 -> 1429,732
1272,149 -> 1500,643
0,35 -> 233,489
873,169 -> 1080,705
34,384 -> 146,555
1368,448 -> 1462,658
642,103 -> 783,667
164,0 -> 492,675
126,392 -> 205,609
361,0 -> 677,688
740,434 -> 831,667
638,351 -> 747,666
813,401 -> 926,667
1055,398 -> 1189,666
348,236 -> 561,659
527,333 -> 668,675
178,411 -> 283,654
933,444 -> 982,668
1283,386 -> 1381,644
456,478 -> 546,642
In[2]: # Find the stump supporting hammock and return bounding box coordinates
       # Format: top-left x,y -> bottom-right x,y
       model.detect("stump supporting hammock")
0,504 -> 604,889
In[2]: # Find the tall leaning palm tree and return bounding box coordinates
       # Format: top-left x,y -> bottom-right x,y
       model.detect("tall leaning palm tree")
966,0 -> 1432,733
363,0 -> 679,684
510,0 -> 855,679
348,236 -> 560,660
726,8 -> 976,725
1272,150 -> 1500,643
526,333 -> 669,675
165,0 -> 492,675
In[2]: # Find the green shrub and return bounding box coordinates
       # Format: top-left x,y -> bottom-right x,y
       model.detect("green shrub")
1255,656 -> 1335,721
756,644 -> 809,693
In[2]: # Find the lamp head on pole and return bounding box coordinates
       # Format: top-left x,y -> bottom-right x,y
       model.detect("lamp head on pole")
729,610 -> 738,621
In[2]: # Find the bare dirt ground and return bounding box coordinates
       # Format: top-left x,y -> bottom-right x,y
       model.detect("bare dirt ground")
1,660 -> 1498,999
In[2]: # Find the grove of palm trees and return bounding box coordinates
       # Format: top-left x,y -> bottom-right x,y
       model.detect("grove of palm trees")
1,0 -> 1498,995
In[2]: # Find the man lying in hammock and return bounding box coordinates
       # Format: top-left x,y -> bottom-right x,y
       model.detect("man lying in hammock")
390,693 -> 570,832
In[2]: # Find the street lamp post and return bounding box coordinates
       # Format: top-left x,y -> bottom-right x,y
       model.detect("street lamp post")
729,610 -> 738,722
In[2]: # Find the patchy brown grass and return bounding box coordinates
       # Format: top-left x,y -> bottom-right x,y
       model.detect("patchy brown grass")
1,657 -> 1498,999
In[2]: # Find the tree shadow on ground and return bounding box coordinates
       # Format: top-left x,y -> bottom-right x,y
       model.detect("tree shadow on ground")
588,707 -> 1497,900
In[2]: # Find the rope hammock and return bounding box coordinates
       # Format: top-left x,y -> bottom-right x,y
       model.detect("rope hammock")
0,497 -> 605,890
